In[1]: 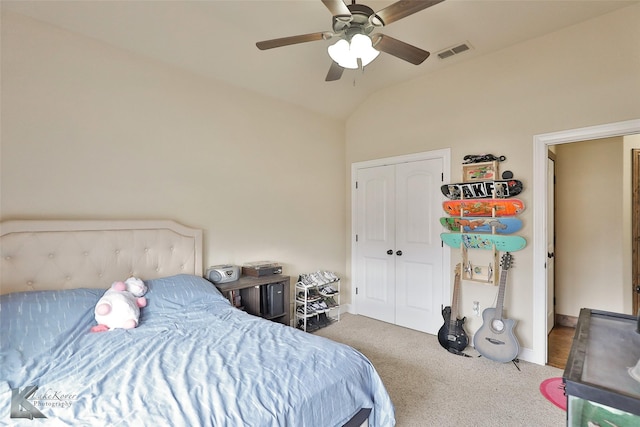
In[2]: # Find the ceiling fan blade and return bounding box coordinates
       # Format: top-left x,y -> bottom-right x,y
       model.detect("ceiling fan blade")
321,0 -> 351,17
373,0 -> 444,26
256,32 -> 332,50
325,61 -> 344,82
371,33 -> 430,65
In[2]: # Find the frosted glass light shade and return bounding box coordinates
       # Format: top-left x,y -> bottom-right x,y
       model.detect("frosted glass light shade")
327,34 -> 380,69
327,39 -> 358,69
350,34 -> 380,66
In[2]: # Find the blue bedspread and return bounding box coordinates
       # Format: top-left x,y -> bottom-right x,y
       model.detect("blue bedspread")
0,274 -> 395,426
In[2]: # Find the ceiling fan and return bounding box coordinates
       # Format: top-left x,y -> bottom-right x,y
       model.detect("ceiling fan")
256,0 -> 445,81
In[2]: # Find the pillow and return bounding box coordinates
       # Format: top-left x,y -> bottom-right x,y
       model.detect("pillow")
0,288 -> 102,372
143,274 -> 230,312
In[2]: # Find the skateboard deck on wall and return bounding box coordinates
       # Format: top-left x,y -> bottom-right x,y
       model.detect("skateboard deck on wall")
440,233 -> 527,252
442,199 -> 525,217
441,180 -> 523,200
440,217 -> 523,234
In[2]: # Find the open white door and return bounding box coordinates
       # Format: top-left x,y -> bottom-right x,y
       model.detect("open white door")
547,154 -> 556,334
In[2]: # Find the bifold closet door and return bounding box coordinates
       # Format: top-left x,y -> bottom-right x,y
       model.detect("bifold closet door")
355,159 -> 443,334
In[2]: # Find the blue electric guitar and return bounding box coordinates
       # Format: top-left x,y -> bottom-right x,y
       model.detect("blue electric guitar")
473,253 -> 520,363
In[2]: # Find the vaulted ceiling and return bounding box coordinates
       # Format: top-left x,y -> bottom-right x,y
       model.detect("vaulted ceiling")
3,0 -> 637,120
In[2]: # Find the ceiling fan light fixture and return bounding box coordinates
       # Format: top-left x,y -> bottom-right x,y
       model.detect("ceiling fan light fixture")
327,34 -> 379,70
328,39 -> 357,69
257,0 -> 442,82
350,34 -> 380,65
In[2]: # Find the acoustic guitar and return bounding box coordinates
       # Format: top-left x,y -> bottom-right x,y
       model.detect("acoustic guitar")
473,253 -> 520,363
437,264 -> 469,355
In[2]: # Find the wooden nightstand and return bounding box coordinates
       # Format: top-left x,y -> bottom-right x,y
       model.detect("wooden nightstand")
214,275 -> 290,326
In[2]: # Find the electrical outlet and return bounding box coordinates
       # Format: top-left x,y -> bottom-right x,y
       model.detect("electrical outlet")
473,301 -> 480,316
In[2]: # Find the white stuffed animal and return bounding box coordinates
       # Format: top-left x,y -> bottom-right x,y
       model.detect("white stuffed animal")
91,277 -> 148,332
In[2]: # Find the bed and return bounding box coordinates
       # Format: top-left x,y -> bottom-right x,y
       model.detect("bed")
0,220 -> 395,426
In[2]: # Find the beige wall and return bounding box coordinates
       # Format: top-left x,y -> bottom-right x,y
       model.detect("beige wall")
0,11 -> 346,289
345,4 -> 640,351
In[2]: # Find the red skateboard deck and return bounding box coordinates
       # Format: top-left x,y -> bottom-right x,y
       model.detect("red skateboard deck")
442,199 -> 524,217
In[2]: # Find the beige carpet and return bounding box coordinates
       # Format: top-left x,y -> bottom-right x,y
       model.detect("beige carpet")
315,313 -> 565,427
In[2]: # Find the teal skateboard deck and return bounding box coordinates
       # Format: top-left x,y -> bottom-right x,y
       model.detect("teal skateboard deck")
440,217 -> 523,234
440,233 -> 527,252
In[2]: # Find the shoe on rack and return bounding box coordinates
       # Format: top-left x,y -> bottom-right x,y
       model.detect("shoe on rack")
296,278 -> 312,289
323,297 -> 338,308
298,318 -> 319,332
307,288 -> 322,300
309,272 -> 325,286
321,271 -> 338,282
317,312 -> 332,327
296,304 -> 315,317
300,275 -> 316,288
319,286 -> 338,296
315,300 -> 329,311
310,301 -> 327,313
306,316 -> 322,332
297,290 -> 321,302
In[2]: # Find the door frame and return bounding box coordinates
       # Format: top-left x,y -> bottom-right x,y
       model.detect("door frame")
633,149 -> 640,314
350,148 -> 451,316
532,119 -> 640,365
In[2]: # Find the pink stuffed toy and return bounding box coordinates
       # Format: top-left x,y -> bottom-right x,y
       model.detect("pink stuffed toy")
91,277 -> 148,333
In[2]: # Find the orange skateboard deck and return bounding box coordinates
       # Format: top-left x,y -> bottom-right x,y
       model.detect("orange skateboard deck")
443,199 -> 524,217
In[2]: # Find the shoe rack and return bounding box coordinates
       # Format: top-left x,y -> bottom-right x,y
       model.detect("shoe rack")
295,271 -> 340,332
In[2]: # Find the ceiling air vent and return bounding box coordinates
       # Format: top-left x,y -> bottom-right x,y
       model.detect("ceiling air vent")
437,42 -> 472,60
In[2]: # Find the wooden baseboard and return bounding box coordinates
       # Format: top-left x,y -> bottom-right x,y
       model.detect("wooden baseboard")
555,313 -> 578,328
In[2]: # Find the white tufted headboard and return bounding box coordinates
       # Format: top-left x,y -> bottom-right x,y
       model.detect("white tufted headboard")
0,220 -> 203,294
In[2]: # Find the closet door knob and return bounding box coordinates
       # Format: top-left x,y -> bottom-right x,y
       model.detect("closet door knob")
387,250 -> 393,255
396,250 -> 403,256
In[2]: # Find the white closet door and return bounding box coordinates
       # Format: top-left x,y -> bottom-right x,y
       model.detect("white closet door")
355,164 -> 396,323
394,159 -> 443,334
355,158 -> 444,333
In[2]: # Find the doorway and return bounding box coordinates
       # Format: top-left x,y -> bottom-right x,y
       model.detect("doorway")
532,119 -> 640,366
547,139 -> 622,369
